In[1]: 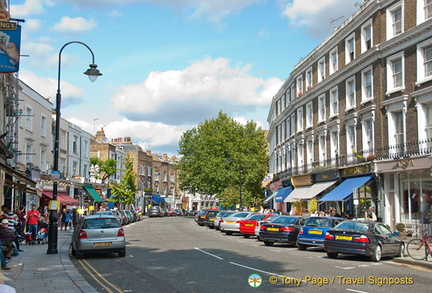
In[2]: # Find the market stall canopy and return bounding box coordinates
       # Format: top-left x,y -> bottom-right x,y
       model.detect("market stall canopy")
83,185 -> 104,203
285,181 -> 337,202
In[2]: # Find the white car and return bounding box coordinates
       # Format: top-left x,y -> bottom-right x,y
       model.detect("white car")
214,211 -> 236,230
220,212 -> 256,235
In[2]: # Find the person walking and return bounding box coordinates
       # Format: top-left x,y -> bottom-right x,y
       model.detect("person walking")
0,219 -> 15,261
61,209 -> 72,231
26,205 -> 40,244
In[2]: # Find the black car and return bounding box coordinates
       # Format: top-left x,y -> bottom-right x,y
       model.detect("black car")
259,216 -> 307,246
324,220 -> 404,262
203,210 -> 220,229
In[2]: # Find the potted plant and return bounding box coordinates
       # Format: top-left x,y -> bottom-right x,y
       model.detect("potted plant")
395,223 -> 407,239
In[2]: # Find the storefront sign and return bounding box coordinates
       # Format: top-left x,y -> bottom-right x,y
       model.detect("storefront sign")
396,158 -> 415,168
0,9 -> 21,73
340,164 -> 371,177
291,174 -> 312,187
313,170 -> 339,182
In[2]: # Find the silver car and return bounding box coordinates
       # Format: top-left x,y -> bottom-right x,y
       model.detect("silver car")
71,215 -> 126,259
214,211 -> 236,230
220,212 -> 256,235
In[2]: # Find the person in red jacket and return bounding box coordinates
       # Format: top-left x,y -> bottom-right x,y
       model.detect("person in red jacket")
26,205 -> 40,244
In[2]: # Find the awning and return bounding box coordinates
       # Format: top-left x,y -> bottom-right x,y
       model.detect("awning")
263,190 -> 278,204
164,197 -> 174,204
319,175 -> 373,202
285,180 -> 337,202
42,191 -> 79,205
152,195 -> 165,202
83,185 -> 104,203
275,186 -> 293,202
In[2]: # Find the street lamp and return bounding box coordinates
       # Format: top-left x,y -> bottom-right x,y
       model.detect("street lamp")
47,41 -> 102,254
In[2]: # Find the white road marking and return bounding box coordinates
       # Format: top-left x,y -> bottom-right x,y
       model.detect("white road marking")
335,266 -> 356,270
229,261 -> 289,279
346,289 -> 369,293
194,247 -> 223,260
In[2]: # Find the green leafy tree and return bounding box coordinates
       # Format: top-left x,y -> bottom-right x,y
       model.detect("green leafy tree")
110,153 -> 137,205
90,157 -> 117,182
177,111 -> 268,207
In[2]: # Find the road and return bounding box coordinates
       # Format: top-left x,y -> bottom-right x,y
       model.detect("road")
71,216 -> 431,293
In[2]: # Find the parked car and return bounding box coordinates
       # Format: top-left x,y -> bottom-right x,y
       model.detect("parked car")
297,216 -> 345,250
148,205 -> 162,217
203,210 -> 220,229
255,215 -> 280,240
130,209 -> 141,221
214,211 -> 236,230
111,210 -> 123,224
324,220 -> 404,262
196,209 -> 218,226
219,212 -> 256,235
124,210 -> 134,223
71,215 -> 126,259
239,214 -> 277,238
161,208 -> 169,217
259,216 -> 307,246
117,210 -> 129,225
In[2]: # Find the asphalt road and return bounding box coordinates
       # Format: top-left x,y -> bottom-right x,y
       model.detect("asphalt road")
71,217 -> 431,293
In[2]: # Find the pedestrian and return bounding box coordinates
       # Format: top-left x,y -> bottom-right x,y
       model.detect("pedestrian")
0,219 -> 15,260
367,206 -> 377,221
61,209 -> 72,231
1,205 -> 21,254
26,205 -> 40,244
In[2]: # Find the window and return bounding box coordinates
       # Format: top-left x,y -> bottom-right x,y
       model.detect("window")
387,52 -> 404,94
318,94 -> 326,123
362,118 -> 374,156
306,138 -> 313,172
345,33 -> 355,64
291,84 -> 295,101
40,148 -> 46,172
60,130 -> 66,150
297,108 -> 303,133
318,57 -> 326,82
361,67 -> 373,102
73,135 -> 79,154
329,47 -> 338,75
417,0 -> 432,23
330,129 -> 339,165
306,68 -> 312,90
346,123 -> 356,163
387,2 -> 403,39
318,133 -> 326,165
330,87 -> 339,117
285,89 -> 290,105
346,77 -> 356,110
281,121 -> 286,141
290,114 -> 295,136
297,141 -> 304,173
41,114 -> 47,137
296,75 -> 303,96
417,39 -> 432,85
306,102 -> 313,128
286,117 -> 291,138
361,20 -> 372,53
25,106 -> 33,131
25,142 -> 32,165
384,96 -> 407,156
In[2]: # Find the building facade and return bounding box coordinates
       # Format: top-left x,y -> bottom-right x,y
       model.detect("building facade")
267,0 -> 432,231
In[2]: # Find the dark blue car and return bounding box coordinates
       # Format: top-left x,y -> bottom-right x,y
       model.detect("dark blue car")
259,216 -> 307,246
296,216 -> 345,250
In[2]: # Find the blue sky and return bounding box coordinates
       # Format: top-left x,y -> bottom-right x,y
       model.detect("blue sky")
10,0 -> 359,155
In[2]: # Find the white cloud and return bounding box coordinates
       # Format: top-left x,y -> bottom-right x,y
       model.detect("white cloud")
51,16 -> 98,34
282,0 -> 358,38
108,9 -> 122,17
111,57 -> 282,122
20,70 -> 84,105
22,19 -> 43,33
10,0 -> 54,17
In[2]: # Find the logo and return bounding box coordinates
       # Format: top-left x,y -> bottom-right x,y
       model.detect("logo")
248,274 -> 262,288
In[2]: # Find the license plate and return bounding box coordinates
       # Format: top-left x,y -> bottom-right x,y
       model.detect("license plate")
336,235 -> 353,241
267,227 -> 279,231
210,219 -> 215,221
245,224 -> 254,227
309,230 -> 322,235
200,216 -> 205,218
226,221 -> 234,224
94,242 -> 112,247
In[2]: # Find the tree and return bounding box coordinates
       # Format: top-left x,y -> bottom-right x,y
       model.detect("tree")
90,157 -> 117,182
177,111 -> 268,207
110,153 -> 137,206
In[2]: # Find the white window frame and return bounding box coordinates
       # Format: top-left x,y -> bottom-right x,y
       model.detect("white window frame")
306,67 -> 313,90
296,75 -> 303,97
25,105 -> 33,132
329,46 -> 338,75
386,1 -> 403,40
318,57 -> 326,83
306,101 -> 313,128
415,93 -> 432,151
383,96 -> 407,156
346,77 -> 356,111
290,114 -> 295,136
306,137 -> 313,172
286,88 -> 291,105
318,131 -> 327,166
361,66 -> 373,103
345,33 -> 355,64
417,0 -> 432,24
361,19 -> 373,53
386,52 -> 405,95
297,141 -> 304,173
361,115 -> 375,157
40,114 -> 47,137
40,148 -> 47,172
346,121 -> 357,163
286,117 -> 291,138
291,84 -> 295,101
297,108 -> 303,133
318,94 -> 326,123
329,127 -> 339,166
416,38 -> 432,85
330,86 -> 339,118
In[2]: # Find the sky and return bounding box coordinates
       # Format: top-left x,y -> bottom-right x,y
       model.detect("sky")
10,0 -> 360,156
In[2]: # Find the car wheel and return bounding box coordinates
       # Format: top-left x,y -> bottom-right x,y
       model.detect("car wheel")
396,243 -> 405,258
264,241 -> 274,246
210,226 -> 215,229
371,245 -> 382,262
71,243 -> 76,256
76,250 -> 84,259
327,252 -> 338,259
297,243 -> 307,251
118,249 -> 126,257
226,231 -> 233,235
243,235 -> 250,238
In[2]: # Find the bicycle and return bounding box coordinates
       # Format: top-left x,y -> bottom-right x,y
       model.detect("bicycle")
406,232 -> 432,261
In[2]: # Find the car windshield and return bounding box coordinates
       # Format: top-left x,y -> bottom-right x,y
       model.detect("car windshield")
335,221 -> 369,231
305,217 -> 333,228
83,218 -> 121,229
249,214 -> 266,221
271,217 -> 298,224
265,216 -> 279,222
222,212 -> 235,218
232,212 -> 250,218
208,211 -> 219,216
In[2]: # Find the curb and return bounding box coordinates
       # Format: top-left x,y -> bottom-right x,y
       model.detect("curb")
393,257 -> 432,270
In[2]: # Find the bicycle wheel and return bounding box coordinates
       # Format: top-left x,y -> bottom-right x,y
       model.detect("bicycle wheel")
407,238 -> 426,260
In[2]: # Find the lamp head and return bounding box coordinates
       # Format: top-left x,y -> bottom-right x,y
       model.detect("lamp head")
84,64 -> 102,82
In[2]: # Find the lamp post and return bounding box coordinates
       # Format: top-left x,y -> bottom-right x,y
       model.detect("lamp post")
47,41 -> 102,255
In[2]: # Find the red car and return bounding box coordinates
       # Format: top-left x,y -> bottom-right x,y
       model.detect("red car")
239,214 -> 278,238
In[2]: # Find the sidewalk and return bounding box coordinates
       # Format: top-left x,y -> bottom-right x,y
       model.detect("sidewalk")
0,230 -> 98,293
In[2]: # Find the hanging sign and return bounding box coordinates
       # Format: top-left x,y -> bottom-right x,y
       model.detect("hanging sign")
0,9 -> 21,73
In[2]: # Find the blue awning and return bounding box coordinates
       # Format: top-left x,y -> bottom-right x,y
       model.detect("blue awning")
152,195 -> 165,202
263,190 -> 278,204
319,175 -> 373,202
275,186 -> 293,202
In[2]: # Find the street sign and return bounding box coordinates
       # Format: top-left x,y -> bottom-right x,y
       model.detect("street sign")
51,170 -> 61,182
